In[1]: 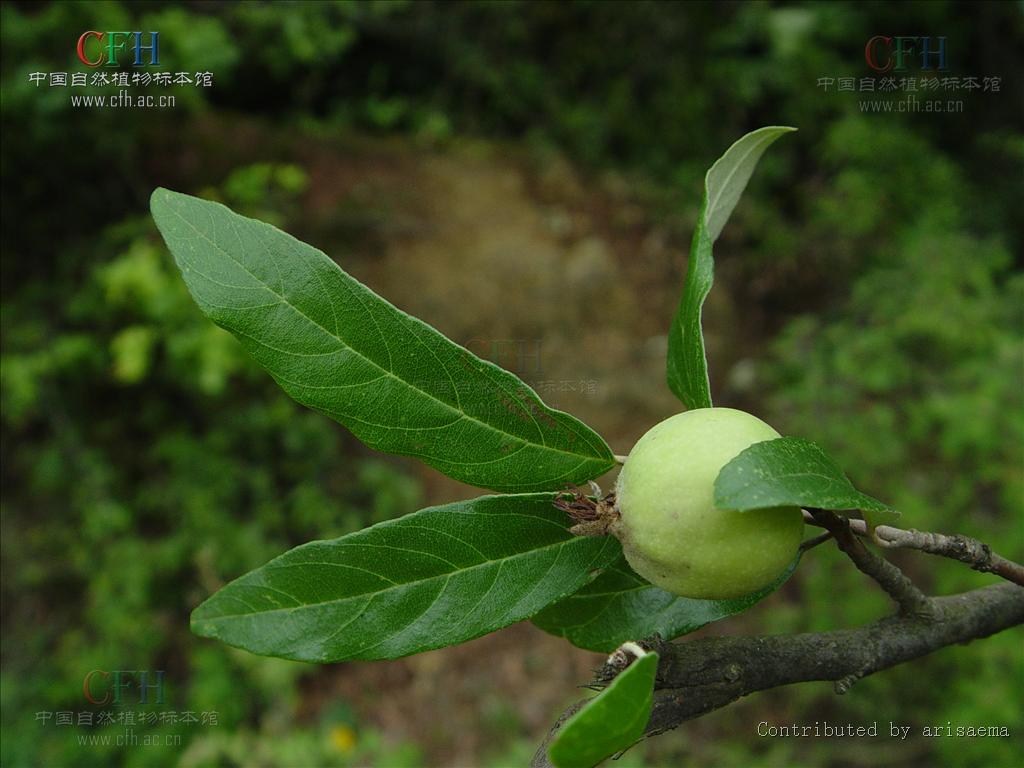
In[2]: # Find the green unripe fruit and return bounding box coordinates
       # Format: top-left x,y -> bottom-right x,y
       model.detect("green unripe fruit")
612,408 -> 803,599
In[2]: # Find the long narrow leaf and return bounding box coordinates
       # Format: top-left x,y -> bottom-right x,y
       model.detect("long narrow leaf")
190,494 -> 621,662
151,189 -> 613,492
667,127 -> 796,409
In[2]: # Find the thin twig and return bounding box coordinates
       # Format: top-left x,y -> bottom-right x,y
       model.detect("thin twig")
802,511 -> 1024,587
874,527 -> 1024,586
613,454 -> 629,465
808,509 -> 932,617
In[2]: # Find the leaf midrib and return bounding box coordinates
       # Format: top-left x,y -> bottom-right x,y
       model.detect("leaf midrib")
552,584 -> 685,634
721,468 -> 889,509
197,524 -> 604,624
704,129 -> 792,237
162,195 -> 607,468
704,136 -> 765,228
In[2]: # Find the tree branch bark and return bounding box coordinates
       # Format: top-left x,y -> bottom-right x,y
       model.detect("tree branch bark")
532,582 -> 1024,768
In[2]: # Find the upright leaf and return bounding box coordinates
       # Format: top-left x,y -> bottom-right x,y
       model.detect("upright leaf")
715,436 -> 899,527
547,651 -> 659,768
667,127 -> 796,409
151,189 -> 613,492
533,554 -> 796,652
190,494 -> 620,662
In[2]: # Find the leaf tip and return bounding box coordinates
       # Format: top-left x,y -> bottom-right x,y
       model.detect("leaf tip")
189,620 -> 217,640
189,600 -> 221,639
149,186 -> 172,209
150,188 -> 187,228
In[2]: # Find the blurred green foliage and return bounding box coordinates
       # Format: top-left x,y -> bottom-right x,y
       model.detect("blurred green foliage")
2,162 -> 423,767
2,1 -> 1022,767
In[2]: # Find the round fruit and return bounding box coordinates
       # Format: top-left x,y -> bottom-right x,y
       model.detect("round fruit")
611,407 -> 803,599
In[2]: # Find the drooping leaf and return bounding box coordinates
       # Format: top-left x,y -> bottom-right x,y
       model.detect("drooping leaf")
532,554 -> 797,652
667,127 -> 796,409
190,494 -> 620,662
547,651 -> 658,768
151,189 -> 613,492
715,436 -> 899,527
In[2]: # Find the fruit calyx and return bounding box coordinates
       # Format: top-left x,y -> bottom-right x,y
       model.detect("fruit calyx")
554,482 -> 619,537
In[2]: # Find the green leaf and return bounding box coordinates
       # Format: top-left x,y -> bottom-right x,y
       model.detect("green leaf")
714,436 -> 899,526
150,188 -> 613,492
547,651 -> 658,768
667,127 -> 796,409
190,494 -> 620,662
532,554 -> 796,652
